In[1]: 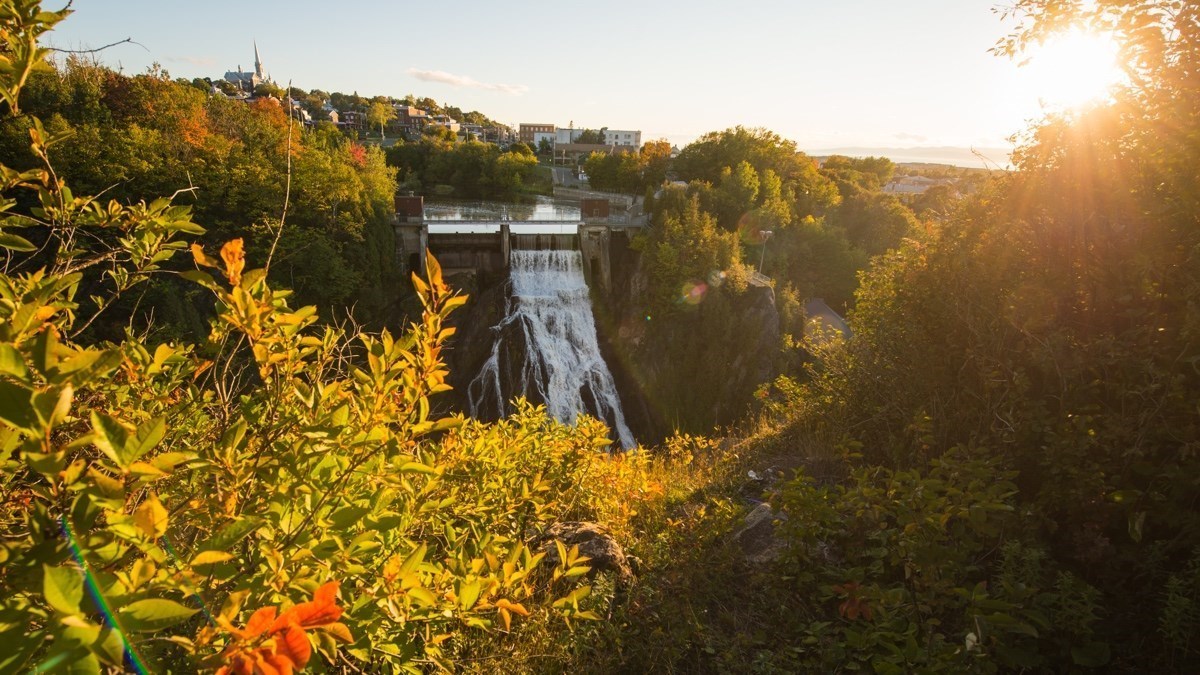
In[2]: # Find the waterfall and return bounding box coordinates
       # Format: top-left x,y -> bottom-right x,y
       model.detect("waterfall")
467,249 -> 635,449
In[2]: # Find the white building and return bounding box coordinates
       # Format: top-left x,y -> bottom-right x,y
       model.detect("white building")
555,128 -> 585,144
604,129 -> 641,147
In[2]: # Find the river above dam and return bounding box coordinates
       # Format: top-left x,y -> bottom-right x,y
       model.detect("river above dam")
423,196 -> 581,222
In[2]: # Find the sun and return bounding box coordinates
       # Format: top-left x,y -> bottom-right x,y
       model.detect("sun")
1020,29 -> 1124,109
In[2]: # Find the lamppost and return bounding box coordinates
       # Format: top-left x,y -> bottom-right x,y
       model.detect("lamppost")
759,230 -> 774,274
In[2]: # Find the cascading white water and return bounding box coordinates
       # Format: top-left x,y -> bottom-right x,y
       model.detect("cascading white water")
467,250 -> 636,449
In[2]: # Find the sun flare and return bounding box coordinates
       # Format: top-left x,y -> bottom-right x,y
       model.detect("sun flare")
1020,29 -> 1124,109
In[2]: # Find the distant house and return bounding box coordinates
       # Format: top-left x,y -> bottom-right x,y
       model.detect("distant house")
555,128 -> 586,145
603,129 -> 641,147
327,110 -> 340,125
340,110 -> 366,130
392,105 -> 428,138
519,123 -> 555,144
481,126 -> 512,144
429,114 -> 460,133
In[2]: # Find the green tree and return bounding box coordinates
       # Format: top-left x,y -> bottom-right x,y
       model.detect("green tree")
367,99 -> 397,140
575,128 -> 605,144
253,81 -> 284,99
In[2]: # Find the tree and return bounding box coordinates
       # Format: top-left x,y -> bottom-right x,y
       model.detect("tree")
575,128 -> 605,144
675,126 -> 840,218
253,81 -> 284,99
508,141 -> 535,156
640,139 -> 673,188
367,100 -> 396,140
537,137 -> 553,155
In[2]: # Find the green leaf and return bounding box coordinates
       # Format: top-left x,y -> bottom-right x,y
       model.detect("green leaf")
126,416 -> 166,465
398,461 -> 437,475
90,411 -> 131,468
43,564 -> 84,615
179,270 -> 220,291
459,579 -> 481,610
407,587 -> 438,607
0,232 -> 37,252
0,380 -> 36,431
331,505 -> 370,529
399,543 -> 427,577
31,384 -> 72,429
199,517 -> 264,551
0,344 -> 28,380
118,598 -> 198,632
67,650 -> 101,675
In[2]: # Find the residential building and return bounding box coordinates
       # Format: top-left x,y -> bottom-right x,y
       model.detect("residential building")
430,114 -> 460,133
519,123 -> 555,144
339,110 -> 366,131
391,105 -> 428,138
603,129 -> 641,147
555,128 -> 586,145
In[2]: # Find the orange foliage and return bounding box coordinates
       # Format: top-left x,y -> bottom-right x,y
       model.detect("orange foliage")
221,238 -> 246,286
348,143 -> 367,168
832,581 -> 873,621
216,582 -> 351,675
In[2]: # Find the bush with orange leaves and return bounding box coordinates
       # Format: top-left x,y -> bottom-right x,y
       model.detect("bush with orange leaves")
215,582 -> 351,675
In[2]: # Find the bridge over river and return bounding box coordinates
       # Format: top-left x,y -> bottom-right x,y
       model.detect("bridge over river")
393,196 -> 645,291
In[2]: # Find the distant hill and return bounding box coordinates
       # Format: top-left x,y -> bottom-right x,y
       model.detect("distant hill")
808,146 -> 1012,169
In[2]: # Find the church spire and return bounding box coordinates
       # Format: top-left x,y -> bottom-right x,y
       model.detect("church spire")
253,40 -> 263,80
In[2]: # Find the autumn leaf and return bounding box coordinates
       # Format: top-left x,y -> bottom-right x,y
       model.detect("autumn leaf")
320,622 -> 353,644
281,581 -> 342,629
274,623 -> 312,669
191,243 -> 219,268
221,238 -> 245,286
132,494 -> 168,539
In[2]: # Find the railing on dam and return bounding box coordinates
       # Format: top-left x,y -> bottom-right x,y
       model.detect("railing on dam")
425,220 -> 582,235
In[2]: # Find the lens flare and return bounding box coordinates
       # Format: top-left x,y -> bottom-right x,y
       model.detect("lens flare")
737,211 -> 773,245
54,516 -> 149,675
680,280 -> 708,305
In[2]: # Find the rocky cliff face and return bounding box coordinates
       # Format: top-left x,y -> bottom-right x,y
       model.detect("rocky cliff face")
594,239 -> 782,443
442,273 -> 509,416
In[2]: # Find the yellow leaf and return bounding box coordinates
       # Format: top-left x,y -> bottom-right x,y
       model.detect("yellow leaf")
190,550 -> 233,566
133,495 -> 168,539
190,243 -> 219,268
495,598 -> 530,617
320,621 -> 354,643
220,238 -> 245,286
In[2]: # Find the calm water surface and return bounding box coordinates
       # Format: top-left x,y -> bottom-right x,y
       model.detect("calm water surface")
423,196 -> 580,221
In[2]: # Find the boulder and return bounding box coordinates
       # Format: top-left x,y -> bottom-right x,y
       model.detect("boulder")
733,502 -> 787,564
536,521 -> 633,580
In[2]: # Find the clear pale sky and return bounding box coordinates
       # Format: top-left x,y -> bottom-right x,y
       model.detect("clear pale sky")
47,0 -> 1050,160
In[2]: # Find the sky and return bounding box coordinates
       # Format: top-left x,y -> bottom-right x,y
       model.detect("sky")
46,0 -> 1063,165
